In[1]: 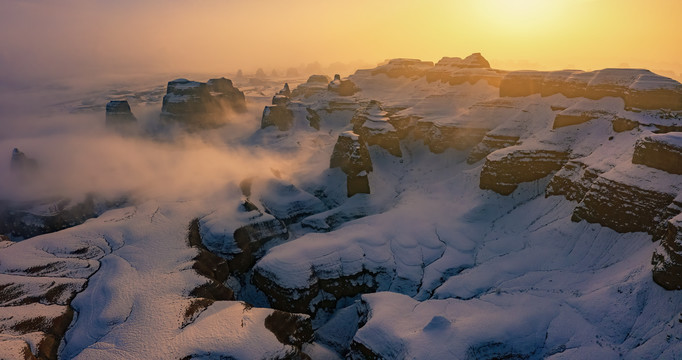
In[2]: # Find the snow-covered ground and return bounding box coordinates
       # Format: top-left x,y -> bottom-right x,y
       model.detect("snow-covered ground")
1,61 -> 681,359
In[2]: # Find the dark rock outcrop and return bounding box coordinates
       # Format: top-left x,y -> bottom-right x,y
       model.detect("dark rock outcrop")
480,148 -> 570,195
187,219 -> 234,302
206,77 -> 247,112
328,74 -> 360,96
261,95 -> 321,131
330,131 -> 373,197
261,104 -> 294,131
277,83 -> 291,97
652,213 -> 682,290
10,148 -> 37,172
352,101 -> 402,157
105,100 -> 137,128
161,78 -> 246,128
0,196 -> 103,240
252,266 -> 382,316
632,133 -> 682,174
263,310 -> 314,348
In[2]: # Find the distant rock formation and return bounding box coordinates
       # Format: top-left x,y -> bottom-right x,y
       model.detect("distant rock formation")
500,69 -> 682,110
328,74 -> 360,96
425,53 -> 505,86
371,58 -> 435,78
161,77 -> 246,128
105,100 -> 137,128
351,101 -> 401,157
330,131 -> 373,197
366,54 -> 505,86
10,148 -> 37,172
290,75 -> 331,98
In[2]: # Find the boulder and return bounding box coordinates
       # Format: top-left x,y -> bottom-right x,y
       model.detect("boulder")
352,101 -> 402,157
105,100 -> 137,128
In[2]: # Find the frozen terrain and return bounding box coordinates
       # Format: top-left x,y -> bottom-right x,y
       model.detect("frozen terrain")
1,55 -> 681,359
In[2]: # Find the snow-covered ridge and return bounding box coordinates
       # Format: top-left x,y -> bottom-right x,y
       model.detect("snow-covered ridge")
501,68 -> 682,110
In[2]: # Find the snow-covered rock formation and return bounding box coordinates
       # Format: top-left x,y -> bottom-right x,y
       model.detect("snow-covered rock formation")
500,68 -> 682,110
329,131 -> 373,197
328,74 -> 360,96
351,100 -> 402,157
161,77 -> 246,128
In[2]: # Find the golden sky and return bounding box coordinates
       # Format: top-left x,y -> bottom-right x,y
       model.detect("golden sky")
1,0 -> 681,81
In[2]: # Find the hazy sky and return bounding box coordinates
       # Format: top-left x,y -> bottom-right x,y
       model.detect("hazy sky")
1,0 -> 681,84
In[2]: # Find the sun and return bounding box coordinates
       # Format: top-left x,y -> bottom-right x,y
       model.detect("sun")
475,0 -> 563,34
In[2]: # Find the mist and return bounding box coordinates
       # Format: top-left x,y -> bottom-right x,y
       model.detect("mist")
0,82 -> 305,207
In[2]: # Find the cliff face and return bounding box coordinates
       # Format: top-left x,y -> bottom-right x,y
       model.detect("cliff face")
480,148 -> 570,195
652,212 -> 682,290
632,133 -> 682,174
